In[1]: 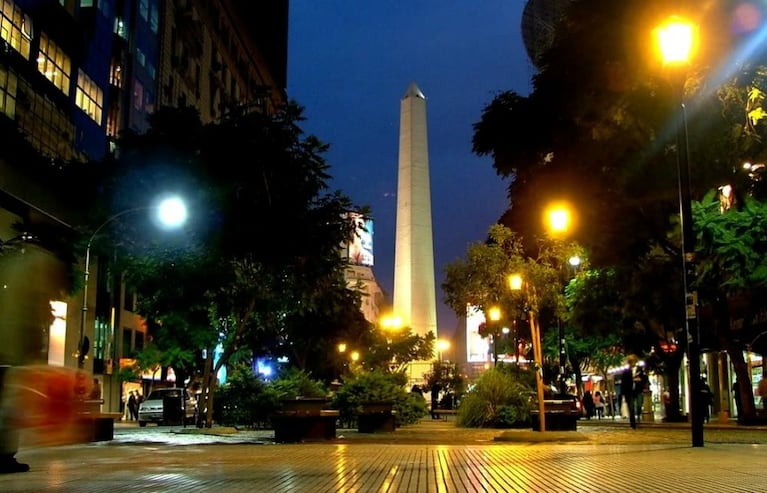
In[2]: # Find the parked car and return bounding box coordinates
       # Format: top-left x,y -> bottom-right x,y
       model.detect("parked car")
138,387 -> 197,427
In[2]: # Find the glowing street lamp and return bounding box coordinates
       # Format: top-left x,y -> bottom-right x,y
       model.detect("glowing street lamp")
76,196 -> 188,369
436,339 -> 450,362
655,15 -> 703,448
545,201 -> 577,395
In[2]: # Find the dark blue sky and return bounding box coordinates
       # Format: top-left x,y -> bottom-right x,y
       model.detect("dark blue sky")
287,2 -> 532,336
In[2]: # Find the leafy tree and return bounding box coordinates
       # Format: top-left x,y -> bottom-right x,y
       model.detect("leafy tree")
95,104 -> 367,426
695,192 -> 767,422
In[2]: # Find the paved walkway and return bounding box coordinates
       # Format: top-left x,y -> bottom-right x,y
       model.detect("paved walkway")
2,418 -> 766,492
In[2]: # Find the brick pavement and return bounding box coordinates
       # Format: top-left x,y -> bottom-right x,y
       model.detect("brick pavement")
2,418 -> 766,492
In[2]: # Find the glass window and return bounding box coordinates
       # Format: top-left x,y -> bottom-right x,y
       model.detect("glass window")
37,32 -> 71,95
139,0 -> 148,21
1,0 -> 33,59
75,69 -> 103,124
0,66 -> 17,118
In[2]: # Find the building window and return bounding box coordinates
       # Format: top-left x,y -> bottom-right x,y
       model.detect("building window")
0,66 -> 17,118
139,0 -> 148,21
75,69 -> 103,124
37,32 -> 70,95
114,16 -> 126,39
149,2 -> 158,33
1,0 -> 33,59
109,59 -> 122,88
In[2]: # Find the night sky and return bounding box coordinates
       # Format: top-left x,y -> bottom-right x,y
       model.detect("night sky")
287,1 -> 533,337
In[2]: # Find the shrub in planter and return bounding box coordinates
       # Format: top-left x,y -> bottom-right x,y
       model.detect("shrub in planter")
270,367 -> 328,401
457,366 -> 533,428
214,363 -> 280,428
331,370 -> 427,426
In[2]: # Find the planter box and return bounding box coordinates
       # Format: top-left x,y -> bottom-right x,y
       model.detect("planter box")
357,401 -> 395,433
272,398 -> 338,443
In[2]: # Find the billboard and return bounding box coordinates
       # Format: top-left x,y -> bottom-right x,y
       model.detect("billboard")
345,212 -> 374,267
466,304 -> 490,363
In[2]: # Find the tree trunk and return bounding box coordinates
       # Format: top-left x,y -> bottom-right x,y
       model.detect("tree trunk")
196,348 -> 214,428
728,346 -> 757,423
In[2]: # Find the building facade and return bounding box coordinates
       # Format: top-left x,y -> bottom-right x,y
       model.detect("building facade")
0,0 -> 287,414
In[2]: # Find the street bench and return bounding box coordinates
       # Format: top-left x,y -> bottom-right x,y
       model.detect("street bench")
433,409 -> 458,420
530,399 -> 579,431
357,402 -> 397,433
271,409 -> 340,443
75,411 -> 123,441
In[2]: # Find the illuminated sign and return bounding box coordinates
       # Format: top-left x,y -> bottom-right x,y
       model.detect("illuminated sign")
344,212 -> 374,267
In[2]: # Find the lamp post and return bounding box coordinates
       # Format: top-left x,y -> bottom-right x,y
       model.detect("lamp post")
545,202 -> 574,396
656,16 -> 703,447
76,196 -> 188,369
509,273 -> 547,432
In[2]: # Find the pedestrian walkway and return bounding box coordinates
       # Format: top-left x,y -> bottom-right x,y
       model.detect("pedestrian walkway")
4,418 -> 767,492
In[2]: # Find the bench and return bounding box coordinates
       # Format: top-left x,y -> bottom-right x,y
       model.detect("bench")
357,402 -> 397,433
433,409 -> 458,420
75,411 -> 123,441
530,399 -> 579,431
271,409 -> 340,443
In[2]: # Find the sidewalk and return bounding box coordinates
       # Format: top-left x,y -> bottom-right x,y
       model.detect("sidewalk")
4,417 -> 766,492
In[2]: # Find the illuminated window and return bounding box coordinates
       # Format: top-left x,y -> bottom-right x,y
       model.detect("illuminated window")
37,32 -> 70,95
1,0 -> 33,59
75,69 -> 102,124
109,59 -> 122,88
0,66 -> 17,118
139,0 -> 148,20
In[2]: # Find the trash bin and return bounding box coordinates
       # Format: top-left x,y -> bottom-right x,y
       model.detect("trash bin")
162,395 -> 184,425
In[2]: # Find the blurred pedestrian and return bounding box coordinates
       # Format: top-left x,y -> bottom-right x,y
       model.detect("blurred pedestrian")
128,390 -> 138,421
700,377 -> 713,424
594,391 -> 605,419
620,355 -> 638,429
759,377 -> 767,410
732,380 -> 742,421
0,366 -> 29,473
582,390 -> 594,419
430,383 -> 441,419
88,378 -> 102,401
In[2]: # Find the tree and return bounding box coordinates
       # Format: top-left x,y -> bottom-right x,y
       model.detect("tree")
695,192 -> 767,423
96,103 -> 367,426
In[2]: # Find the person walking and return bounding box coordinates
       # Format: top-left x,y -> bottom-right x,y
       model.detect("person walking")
732,379 -> 743,421
430,383 -> 441,419
0,366 -> 29,473
700,377 -> 713,424
759,377 -> 767,410
582,390 -> 594,419
593,391 -> 605,419
127,391 -> 138,421
620,356 -> 638,429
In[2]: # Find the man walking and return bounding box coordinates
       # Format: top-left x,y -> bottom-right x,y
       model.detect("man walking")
620,355 -> 638,429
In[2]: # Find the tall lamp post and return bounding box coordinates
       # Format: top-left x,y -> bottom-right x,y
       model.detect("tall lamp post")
76,196 -> 188,369
545,202 -> 574,396
656,16 -> 703,447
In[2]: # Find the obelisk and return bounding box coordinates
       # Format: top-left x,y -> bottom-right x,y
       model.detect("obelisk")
393,82 -> 437,343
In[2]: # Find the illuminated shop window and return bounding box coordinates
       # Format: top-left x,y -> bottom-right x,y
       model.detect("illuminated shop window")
37,32 -> 71,95
1,0 -> 33,59
75,69 -> 103,124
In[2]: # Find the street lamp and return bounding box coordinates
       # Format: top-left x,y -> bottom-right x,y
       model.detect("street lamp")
655,15 -> 703,447
545,202 -> 575,396
436,339 -> 450,362
76,196 -> 188,370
